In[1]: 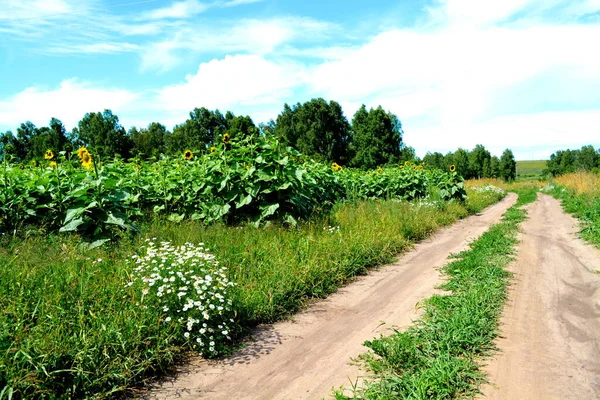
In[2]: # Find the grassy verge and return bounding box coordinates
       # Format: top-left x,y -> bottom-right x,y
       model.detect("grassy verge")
547,172 -> 600,247
0,188 -> 505,399
337,187 -> 537,399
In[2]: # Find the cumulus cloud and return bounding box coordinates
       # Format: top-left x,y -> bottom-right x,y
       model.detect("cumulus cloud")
0,79 -> 138,131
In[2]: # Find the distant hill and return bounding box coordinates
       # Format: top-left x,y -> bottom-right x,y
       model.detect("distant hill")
516,160 -> 547,179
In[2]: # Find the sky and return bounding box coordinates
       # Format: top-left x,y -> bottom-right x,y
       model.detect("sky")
0,0 -> 599,160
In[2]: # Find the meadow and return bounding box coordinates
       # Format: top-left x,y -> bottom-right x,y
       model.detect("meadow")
515,160 -> 547,180
0,135 -> 507,399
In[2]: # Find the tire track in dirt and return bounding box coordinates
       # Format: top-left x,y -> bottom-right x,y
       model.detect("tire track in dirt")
481,194 -> 600,400
147,194 -> 517,400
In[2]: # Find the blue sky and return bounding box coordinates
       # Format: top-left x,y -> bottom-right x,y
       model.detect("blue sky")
1,0 -> 599,159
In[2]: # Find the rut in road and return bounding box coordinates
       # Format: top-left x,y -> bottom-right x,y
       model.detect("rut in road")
147,194 -> 517,400
481,194 -> 600,400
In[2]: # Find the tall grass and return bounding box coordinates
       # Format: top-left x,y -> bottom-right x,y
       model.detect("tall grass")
0,188 -> 505,399
550,171 -> 600,246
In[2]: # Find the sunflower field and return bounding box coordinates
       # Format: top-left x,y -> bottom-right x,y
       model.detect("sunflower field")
0,134 -> 465,240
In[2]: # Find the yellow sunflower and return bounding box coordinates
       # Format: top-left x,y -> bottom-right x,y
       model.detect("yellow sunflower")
77,147 -> 89,160
44,149 -> 55,160
222,132 -> 231,144
412,165 -> 417,170
80,151 -> 93,170
331,162 -> 343,172
404,161 -> 410,166
209,146 -> 218,154
376,167 -> 383,175
49,161 -> 58,168
450,164 -> 456,172
183,150 -> 194,160
418,165 -> 424,171
30,159 -> 38,167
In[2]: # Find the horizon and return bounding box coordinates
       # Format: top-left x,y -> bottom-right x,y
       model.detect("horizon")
1,0 -> 599,160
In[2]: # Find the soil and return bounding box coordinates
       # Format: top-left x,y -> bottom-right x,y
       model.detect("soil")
147,193 -> 517,400
480,194 -> 600,400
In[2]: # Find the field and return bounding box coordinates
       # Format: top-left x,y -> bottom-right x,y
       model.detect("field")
0,136 -> 503,399
516,159 -> 547,180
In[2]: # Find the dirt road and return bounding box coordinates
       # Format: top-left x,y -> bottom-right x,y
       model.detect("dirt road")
148,194 -> 516,400
481,194 -> 600,399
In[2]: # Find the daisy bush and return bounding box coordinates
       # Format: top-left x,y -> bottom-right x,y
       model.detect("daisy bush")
127,239 -> 237,357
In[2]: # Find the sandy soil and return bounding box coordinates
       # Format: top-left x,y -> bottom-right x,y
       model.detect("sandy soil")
146,193 -> 517,400
481,194 -> 600,400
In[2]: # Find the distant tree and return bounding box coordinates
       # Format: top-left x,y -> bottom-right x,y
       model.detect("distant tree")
275,98 -> 352,164
468,144 -> 491,179
225,113 -> 258,140
170,108 -> 227,153
258,120 -> 276,137
451,148 -> 471,178
349,105 -> 403,169
29,118 -> 69,160
399,146 -> 417,164
0,131 -> 17,161
576,145 -> 598,171
77,110 -> 132,159
14,121 -> 38,161
423,151 -> 447,171
489,156 -> 500,178
130,122 -> 167,160
499,149 -> 517,181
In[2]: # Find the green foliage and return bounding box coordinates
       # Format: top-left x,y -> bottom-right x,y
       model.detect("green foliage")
499,149 -> 517,182
275,98 -> 352,164
546,145 -> 600,176
0,187 -> 504,399
129,122 -> 168,160
550,185 -> 600,246
350,105 -> 403,169
516,160 -> 547,180
338,188 -> 537,400
77,110 -> 132,160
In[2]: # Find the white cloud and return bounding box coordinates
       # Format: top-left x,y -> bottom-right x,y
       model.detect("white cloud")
154,54 -> 304,123
0,80 -> 138,131
140,0 -> 209,20
222,0 -> 265,7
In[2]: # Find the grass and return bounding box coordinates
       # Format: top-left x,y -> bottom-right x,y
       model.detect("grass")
336,187 -> 538,400
0,188 -> 505,399
548,171 -> 600,247
516,160 -> 547,180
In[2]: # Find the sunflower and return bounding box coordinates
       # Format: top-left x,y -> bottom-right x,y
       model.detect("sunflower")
418,165 -> 424,171
222,132 -> 230,144
80,151 -> 93,170
331,162 -> 343,172
209,146 -> 217,154
30,159 -> 38,167
44,149 -> 55,160
404,161 -> 410,166
376,167 -> 383,175
77,147 -> 90,160
183,150 -> 194,160
450,164 -> 456,172
49,161 -> 58,168
18,164 -> 24,170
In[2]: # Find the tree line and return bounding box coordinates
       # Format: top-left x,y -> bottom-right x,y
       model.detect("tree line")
545,145 -> 600,176
423,145 -> 517,181
0,98 -> 415,169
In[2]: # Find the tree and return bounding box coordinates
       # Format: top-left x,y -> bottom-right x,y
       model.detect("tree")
170,108 -> 227,154
423,151 -> 448,171
349,105 -> 403,169
259,120 -> 276,137
275,98 -> 352,164
225,113 -> 258,140
0,131 -> 17,161
14,121 -> 38,161
77,110 -> 132,159
130,122 -> 168,160
499,149 -> 517,181
489,156 -> 500,178
576,145 -> 598,171
451,148 -> 471,178
468,144 -> 491,179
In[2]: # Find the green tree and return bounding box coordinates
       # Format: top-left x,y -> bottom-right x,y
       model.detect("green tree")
225,113 -> 258,140
349,105 -> 403,169
0,131 -> 17,161
451,148 -> 471,178
423,151 -> 448,171
468,144 -> 491,179
275,98 -> 352,164
130,122 -> 168,160
170,108 -> 227,154
489,156 -> 500,178
14,121 -> 38,161
77,110 -> 132,159
499,149 -> 517,181
576,145 -> 598,171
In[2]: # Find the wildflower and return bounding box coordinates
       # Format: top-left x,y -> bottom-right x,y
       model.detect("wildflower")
49,161 -> 57,168
183,150 -> 194,161
222,133 -> 230,144
450,164 -> 456,172
44,149 -> 55,160
332,162 -> 343,172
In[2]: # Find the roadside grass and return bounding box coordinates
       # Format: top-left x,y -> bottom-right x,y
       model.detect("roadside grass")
336,187 -> 537,400
0,188 -> 505,399
548,171 -> 600,247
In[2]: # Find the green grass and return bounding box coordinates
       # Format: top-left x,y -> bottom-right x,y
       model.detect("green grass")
336,187 -> 537,400
0,189 -> 505,399
516,160 -> 547,180
549,186 -> 600,247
